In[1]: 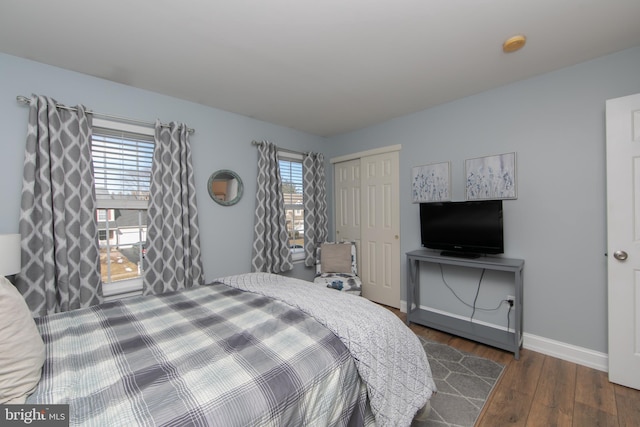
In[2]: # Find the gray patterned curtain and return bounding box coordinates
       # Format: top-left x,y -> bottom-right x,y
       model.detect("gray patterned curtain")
15,95 -> 102,317
251,141 -> 293,273
143,121 -> 204,295
303,152 -> 328,267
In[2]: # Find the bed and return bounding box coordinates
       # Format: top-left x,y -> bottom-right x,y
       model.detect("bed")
10,273 -> 435,426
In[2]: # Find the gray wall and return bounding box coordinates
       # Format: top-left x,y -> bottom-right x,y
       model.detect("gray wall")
325,46 -> 640,353
2,45 -> 640,354
0,52 -> 324,282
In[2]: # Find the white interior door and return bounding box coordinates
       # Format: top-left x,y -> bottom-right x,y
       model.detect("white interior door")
334,159 -> 361,259
360,151 -> 400,308
606,92 -> 640,389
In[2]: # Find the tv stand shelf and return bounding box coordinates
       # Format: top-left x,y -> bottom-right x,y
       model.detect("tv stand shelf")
406,249 -> 524,359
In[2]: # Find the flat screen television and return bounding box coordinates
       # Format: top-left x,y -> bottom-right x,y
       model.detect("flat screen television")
419,200 -> 504,258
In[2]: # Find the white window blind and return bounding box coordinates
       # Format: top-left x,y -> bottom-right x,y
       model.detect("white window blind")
92,127 -> 154,209
279,155 -> 305,260
279,158 -> 303,207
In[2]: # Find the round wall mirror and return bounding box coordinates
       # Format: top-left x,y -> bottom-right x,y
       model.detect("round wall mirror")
208,169 -> 244,206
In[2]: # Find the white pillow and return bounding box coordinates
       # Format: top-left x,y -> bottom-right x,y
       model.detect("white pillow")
0,276 -> 45,404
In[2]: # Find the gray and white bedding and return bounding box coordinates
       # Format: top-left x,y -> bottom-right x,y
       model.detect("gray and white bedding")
26,272 -> 435,426
27,281 -> 369,426
216,273 -> 436,427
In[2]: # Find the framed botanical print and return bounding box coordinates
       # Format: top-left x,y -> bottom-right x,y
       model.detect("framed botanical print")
411,161 -> 451,203
465,152 -> 517,200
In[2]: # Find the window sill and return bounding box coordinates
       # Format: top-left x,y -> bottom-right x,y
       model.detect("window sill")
291,248 -> 305,262
102,278 -> 143,301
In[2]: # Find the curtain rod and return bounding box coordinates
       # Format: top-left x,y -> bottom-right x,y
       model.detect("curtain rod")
251,140 -> 308,157
16,95 -> 194,134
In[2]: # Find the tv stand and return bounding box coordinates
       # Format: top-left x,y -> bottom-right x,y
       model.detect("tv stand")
406,249 -> 524,359
439,251 -> 481,259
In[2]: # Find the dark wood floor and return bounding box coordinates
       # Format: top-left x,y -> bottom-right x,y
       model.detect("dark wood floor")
387,308 -> 640,427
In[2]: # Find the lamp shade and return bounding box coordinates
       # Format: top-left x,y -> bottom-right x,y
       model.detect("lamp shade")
0,234 -> 21,276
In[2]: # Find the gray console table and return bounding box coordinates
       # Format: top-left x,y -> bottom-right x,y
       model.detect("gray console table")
406,249 -> 524,359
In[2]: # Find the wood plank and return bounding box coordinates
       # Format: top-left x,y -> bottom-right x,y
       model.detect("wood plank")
575,365 -> 617,416
613,384 -> 640,427
448,335 -> 484,354
524,357 -> 576,427
411,324 -> 452,344
534,357 -> 576,410
473,344 -> 513,365
524,401 -> 573,427
496,349 -> 545,397
476,387 -> 531,427
572,402 -> 619,427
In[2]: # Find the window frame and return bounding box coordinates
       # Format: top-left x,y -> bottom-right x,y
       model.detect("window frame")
278,151 -> 305,262
92,118 -> 154,298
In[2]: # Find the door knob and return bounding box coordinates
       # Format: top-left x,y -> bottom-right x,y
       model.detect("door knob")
613,250 -> 628,261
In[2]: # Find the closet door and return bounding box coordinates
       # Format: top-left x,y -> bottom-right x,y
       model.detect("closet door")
360,151 -> 400,308
334,159 -> 361,261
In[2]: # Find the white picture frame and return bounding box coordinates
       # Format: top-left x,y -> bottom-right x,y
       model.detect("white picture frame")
465,152 -> 517,200
411,161 -> 451,203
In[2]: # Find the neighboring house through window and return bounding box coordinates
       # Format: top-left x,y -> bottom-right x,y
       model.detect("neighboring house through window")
92,118 -> 154,298
279,153 -> 305,261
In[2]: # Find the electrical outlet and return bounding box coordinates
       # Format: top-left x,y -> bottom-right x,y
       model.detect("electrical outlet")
506,295 -> 515,306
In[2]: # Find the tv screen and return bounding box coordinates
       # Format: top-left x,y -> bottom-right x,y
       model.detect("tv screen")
419,200 -> 504,257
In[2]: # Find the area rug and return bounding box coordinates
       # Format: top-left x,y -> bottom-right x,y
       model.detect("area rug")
412,337 -> 505,427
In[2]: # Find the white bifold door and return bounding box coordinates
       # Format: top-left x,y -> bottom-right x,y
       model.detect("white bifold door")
334,148 -> 400,308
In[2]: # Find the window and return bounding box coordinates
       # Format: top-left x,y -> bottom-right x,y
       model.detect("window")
279,155 -> 305,260
91,119 -> 154,295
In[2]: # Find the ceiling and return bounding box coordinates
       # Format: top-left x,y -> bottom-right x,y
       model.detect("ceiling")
2,1 -> 640,137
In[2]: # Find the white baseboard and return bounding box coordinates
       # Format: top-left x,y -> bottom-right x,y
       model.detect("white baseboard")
522,332 -> 608,372
400,300 -> 609,372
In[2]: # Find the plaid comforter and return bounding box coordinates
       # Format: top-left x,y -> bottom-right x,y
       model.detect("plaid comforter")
27,283 -> 370,426
217,273 -> 436,427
